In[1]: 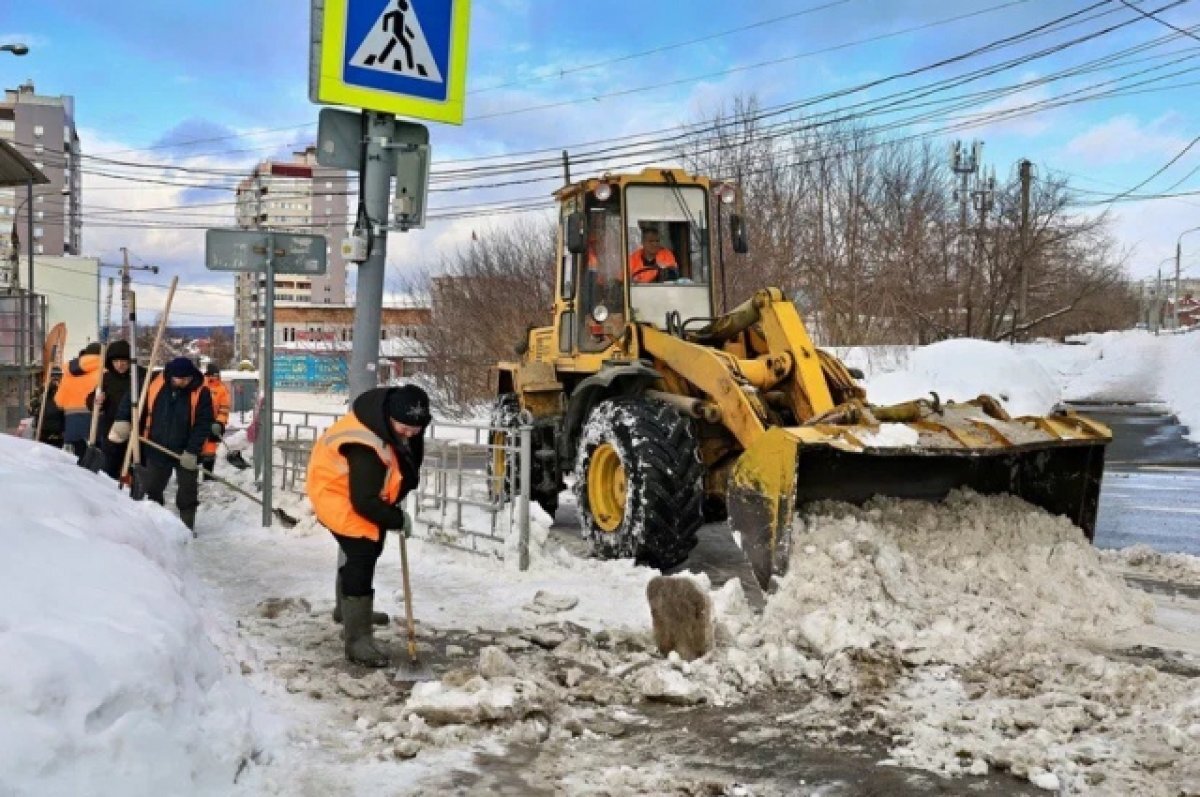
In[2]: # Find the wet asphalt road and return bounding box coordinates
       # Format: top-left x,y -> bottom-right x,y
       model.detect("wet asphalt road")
1079,404 -> 1200,556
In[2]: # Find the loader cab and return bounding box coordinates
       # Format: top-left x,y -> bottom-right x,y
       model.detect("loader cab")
561,177 -> 714,354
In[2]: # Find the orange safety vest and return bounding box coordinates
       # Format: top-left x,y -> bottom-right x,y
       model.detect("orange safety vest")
306,412 -> 403,541
201,376 -> 232,457
628,248 -> 678,283
144,373 -> 203,431
55,354 -> 102,413
204,376 -> 231,425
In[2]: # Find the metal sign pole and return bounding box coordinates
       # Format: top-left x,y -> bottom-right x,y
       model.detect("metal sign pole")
348,110 -> 393,400
262,231 -> 275,527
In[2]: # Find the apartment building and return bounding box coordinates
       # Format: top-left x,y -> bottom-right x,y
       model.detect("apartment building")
232,146 -> 350,361
0,81 -> 81,260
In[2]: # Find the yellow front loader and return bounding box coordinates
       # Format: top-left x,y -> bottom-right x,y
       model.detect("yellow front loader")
492,168 -> 1110,587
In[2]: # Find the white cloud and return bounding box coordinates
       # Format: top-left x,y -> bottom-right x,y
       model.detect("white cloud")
1065,114 -> 1189,164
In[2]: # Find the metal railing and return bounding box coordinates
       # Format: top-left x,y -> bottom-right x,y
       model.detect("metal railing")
264,407 -> 532,570
412,419 -> 532,570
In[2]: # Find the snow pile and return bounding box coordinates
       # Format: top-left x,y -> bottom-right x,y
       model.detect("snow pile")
1048,330 -> 1166,403
671,492 -> 1200,794
865,338 -> 1061,417
1035,329 -> 1200,441
850,329 -> 1200,443
1101,544 -> 1200,583
0,436 -> 271,797
760,492 -> 1150,664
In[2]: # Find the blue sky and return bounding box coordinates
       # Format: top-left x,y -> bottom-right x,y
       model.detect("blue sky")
4,0 -> 1200,323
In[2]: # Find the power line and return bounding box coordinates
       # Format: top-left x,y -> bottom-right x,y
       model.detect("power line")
1092,133 -> 1200,204
1116,0 -> 1200,41
468,0 -> 854,95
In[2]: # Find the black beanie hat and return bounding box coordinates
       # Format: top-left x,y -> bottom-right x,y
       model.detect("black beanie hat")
164,356 -> 200,380
385,384 -> 431,427
205,362 -> 220,376
82,342 -> 102,356
107,339 -> 131,362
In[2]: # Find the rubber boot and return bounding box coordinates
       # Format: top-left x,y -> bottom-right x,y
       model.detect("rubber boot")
180,508 -> 197,538
342,593 -> 389,668
332,573 -> 389,626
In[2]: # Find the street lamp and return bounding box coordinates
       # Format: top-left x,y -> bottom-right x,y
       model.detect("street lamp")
1,43 -> 29,56
1174,226 -> 1200,329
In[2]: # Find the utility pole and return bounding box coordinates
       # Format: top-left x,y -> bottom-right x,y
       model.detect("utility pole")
1013,159 -> 1033,341
347,111 -> 396,400
969,166 -> 996,336
950,141 -> 982,336
120,247 -> 132,339
103,277 -> 115,339
1176,239 -> 1183,330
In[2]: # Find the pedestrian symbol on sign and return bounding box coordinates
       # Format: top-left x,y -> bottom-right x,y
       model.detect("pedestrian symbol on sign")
351,0 -> 443,84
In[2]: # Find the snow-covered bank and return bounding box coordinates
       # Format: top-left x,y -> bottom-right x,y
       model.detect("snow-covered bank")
840,329 -> 1200,445
0,436 -> 272,797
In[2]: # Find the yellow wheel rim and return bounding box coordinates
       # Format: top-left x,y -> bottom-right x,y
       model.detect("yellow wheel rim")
587,442 -> 626,533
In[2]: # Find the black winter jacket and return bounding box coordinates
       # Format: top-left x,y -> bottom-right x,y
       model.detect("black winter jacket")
90,348 -> 147,444
340,387 -> 427,533
118,372 -> 214,464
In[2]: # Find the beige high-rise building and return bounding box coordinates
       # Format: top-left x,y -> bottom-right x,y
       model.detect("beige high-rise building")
232,146 -> 350,362
0,81 -> 82,260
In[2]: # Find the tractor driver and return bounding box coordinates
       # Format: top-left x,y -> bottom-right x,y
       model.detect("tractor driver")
628,227 -> 680,284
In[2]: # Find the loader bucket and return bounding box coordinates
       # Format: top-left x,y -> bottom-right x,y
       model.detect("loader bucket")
728,403 -> 1110,590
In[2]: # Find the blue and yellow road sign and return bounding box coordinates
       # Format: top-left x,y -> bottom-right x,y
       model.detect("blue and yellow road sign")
310,0 -> 470,125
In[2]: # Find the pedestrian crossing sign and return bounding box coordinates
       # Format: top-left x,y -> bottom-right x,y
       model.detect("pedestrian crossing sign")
310,0 -> 471,125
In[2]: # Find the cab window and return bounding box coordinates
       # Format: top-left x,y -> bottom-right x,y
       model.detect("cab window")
578,198 -> 624,352
624,184 -> 710,286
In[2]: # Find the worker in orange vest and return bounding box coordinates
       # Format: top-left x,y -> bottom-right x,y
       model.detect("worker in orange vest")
628,227 -> 680,284
110,357 -> 214,533
199,363 -> 231,476
306,385 -> 429,667
56,342 -> 103,458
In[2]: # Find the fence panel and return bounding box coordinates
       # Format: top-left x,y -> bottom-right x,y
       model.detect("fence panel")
265,407 -> 531,569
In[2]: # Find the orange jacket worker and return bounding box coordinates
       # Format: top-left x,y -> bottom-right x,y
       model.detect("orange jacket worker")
306,385 -> 430,668
629,228 -> 679,283
199,364 -> 231,474
56,342 -> 103,458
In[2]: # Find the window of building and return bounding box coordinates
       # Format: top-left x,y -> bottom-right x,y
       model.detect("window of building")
34,243 -> 43,254
33,125 -> 44,137
325,180 -> 333,189
35,211 -> 43,221
35,195 -> 43,205
34,144 -> 43,154
33,226 -> 43,238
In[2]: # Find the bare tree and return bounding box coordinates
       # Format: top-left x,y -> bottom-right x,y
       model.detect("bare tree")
206,328 -> 236,369
683,95 -> 1135,344
399,218 -> 556,404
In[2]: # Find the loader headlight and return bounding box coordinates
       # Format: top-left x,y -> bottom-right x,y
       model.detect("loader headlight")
716,183 -> 737,205
592,304 -> 610,323
593,182 -> 613,202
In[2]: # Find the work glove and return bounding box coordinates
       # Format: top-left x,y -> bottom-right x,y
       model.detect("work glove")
179,452 -> 199,471
211,422 -> 225,438
108,420 -> 132,444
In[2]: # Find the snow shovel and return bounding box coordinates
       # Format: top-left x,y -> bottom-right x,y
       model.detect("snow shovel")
121,279 -> 176,494
35,323 -> 67,443
78,342 -> 109,473
394,532 -> 434,682
138,437 -> 299,528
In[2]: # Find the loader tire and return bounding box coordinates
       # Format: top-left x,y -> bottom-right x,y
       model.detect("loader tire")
574,398 -> 703,570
